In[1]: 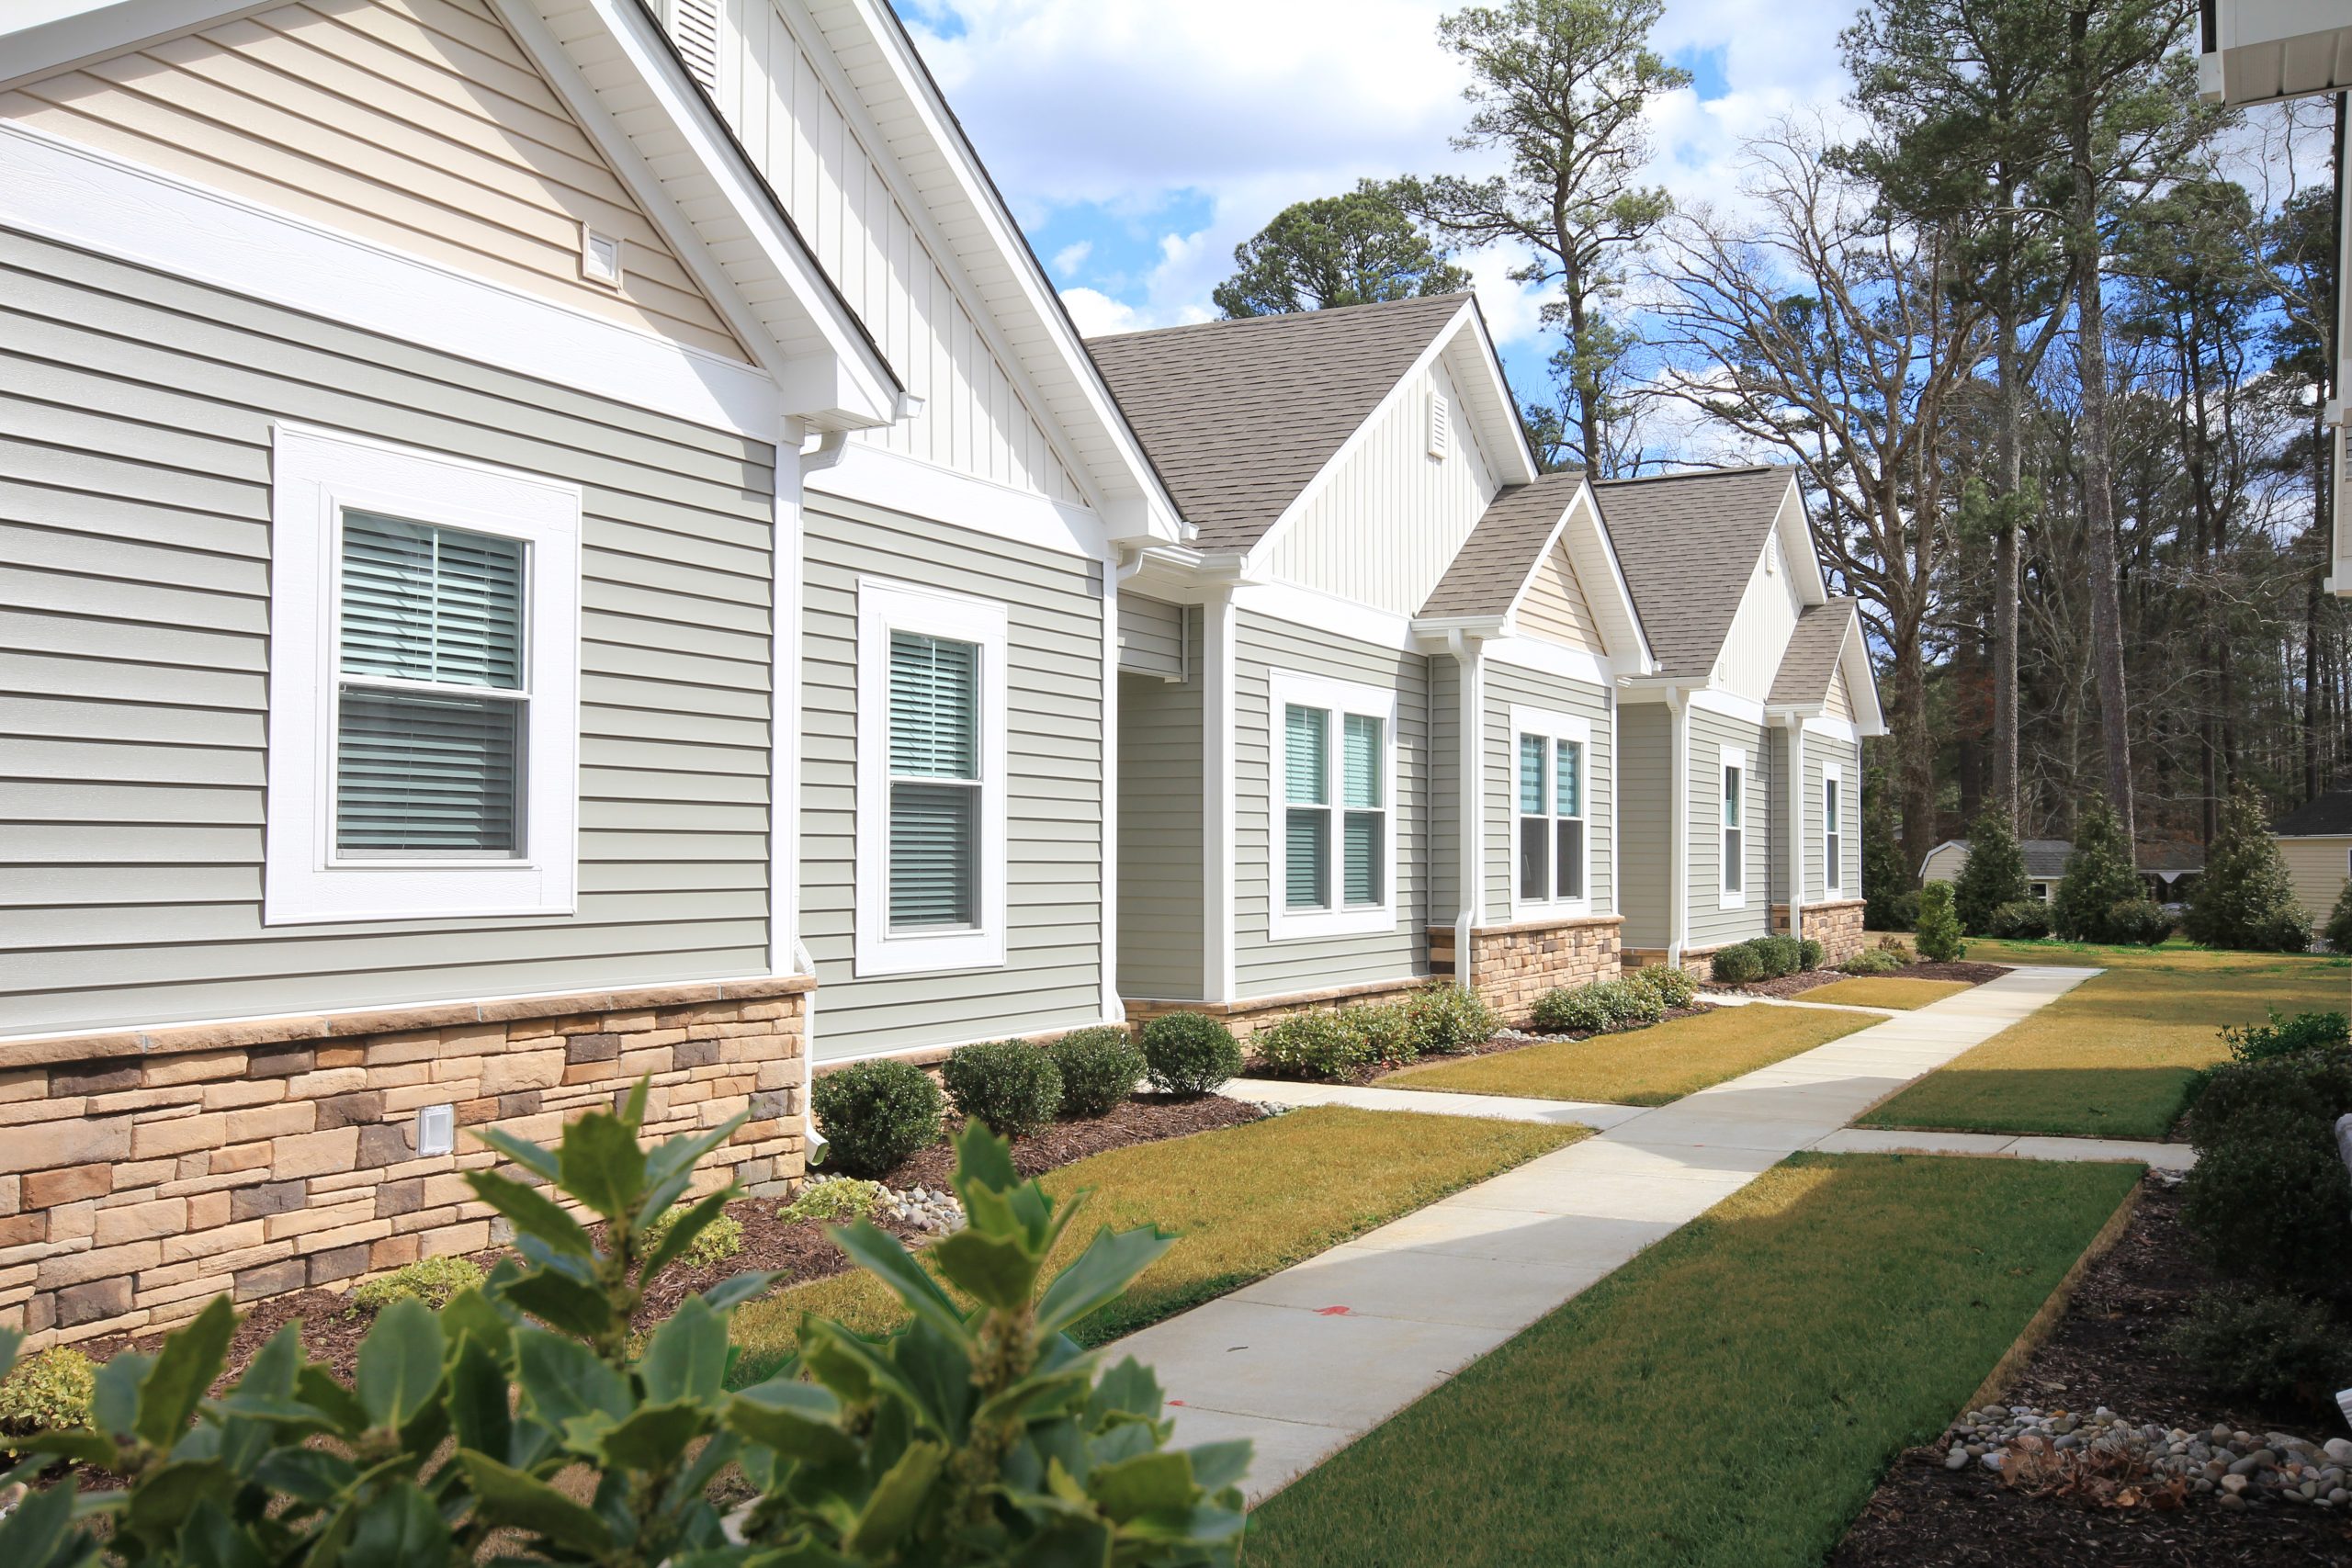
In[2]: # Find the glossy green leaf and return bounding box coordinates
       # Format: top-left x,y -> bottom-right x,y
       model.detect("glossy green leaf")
463,1169 -> 594,1258
841,1438 -> 945,1556
339,1483 -> 447,1568
557,1110 -> 645,1221
1179,1439 -> 1252,1495
120,1458 -> 233,1546
174,1499 -> 268,1568
0,1475 -> 82,1568
1085,1357 -> 1162,1425
514,1328 -> 631,1430
91,1351 -> 152,1439
253,1447 -> 358,1506
498,1269 -> 616,1342
723,1382 -> 854,1467
354,1299 -> 443,1431
923,1226 -> 1039,1311
457,1451 -> 615,1555
592,1399 -> 707,1470
134,1297 -> 236,1450
641,1296 -> 729,1404
1004,1517 -> 1115,1568
697,1270 -> 782,1314
293,1364 -> 370,1436
1085,1450 -> 1193,1522
1035,1225 -> 1175,1338
827,1222 -> 966,1339
446,1335 -> 513,1461
9,1429 -> 119,1471
472,1126 -> 559,1183
436,1287 -> 514,1366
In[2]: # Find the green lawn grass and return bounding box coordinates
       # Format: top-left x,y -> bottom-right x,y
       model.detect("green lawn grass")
1385,1004 -> 1878,1105
1861,944 -> 2347,1140
1800,976 -> 1973,1010
1244,1153 -> 2141,1568
728,1107 -> 1583,1382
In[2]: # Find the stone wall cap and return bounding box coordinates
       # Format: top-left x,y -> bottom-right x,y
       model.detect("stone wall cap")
1431,914 -> 1625,939
1124,975 -> 1430,1015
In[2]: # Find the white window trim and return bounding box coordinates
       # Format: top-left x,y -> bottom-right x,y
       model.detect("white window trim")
264,423 -> 582,926
854,577 -> 1009,976
1509,705 -> 1594,923
1268,671 -> 1398,942
1718,742 -> 1748,909
1823,762 -> 1845,895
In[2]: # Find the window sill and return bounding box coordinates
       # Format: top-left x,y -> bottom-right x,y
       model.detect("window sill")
1510,896 -> 1594,926
854,926 -> 1006,978
1717,893 -> 1749,911
1267,904 -> 1396,942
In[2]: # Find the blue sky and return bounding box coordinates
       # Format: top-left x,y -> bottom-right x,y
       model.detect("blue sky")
891,0 -> 1854,407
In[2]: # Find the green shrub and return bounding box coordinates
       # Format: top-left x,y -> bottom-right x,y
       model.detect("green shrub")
2184,787 -> 2312,953
349,1254 -> 487,1314
811,1056 -> 944,1177
1986,899 -> 2052,940
2052,795 -> 2143,942
2183,1050 -> 2352,1296
1047,1026 -> 1147,1119
0,1347 -> 94,1441
1862,801 -> 1914,931
1403,985 -> 1498,1055
1139,1011 -> 1243,1095
1710,943 -> 1765,985
2102,897 -> 2175,947
1628,964 -> 1699,1010
776,1175 -> 884,1225
1837,946 -> 1907,976
643,1209 -> 745,1269
1797,938 -> 1825,972
2325,880 -> 2352,953
1252,1013 -> 1375,1081
1915,881 -> 1966,963
1340,1002 -> 1419,1066
2169,1286 -> 2352,1406
942,1040 -> 1063,1138
1531,977 -> 1666,1034
2221,1008 -> 2350,1066
0,1087 -> 1249,1567
1754,934 -> 1805,978
1952,807 -> 2031,934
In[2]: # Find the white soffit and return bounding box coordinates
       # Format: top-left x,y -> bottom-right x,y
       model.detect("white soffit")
2199,0 -> 2352,104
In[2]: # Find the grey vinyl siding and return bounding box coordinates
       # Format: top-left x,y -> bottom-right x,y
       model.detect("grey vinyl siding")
1807,732 -> 1860,902
1482,660 -> 1613,923
1688,706 -> 1771,951
1233,612 -> 1430,998
1616,704 -> 1670,948
1430,656 -> 1461,920
800,491 -> 1106,1057
1117,593 -> 1185,680
1769,727 -> 1793,905
1115,607 -> 1204,999
0,229 -> 775,1037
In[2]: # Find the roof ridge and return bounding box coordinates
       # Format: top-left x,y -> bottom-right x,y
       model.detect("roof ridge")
1086,290 -> 1472,344
1593,463 -> 1791,487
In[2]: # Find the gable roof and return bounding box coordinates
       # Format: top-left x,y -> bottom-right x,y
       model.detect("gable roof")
1420,471 -> 1588,619
2272,791 -> 2352,836
1087,293 -> 1476,551
1595,465 -> 1799,679
1768,598 -> 1860,706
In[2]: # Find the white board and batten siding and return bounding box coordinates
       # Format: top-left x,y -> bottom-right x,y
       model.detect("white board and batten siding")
1687,706 -> 1771,952
709,0 -> 1086,502
1232,615 -> 1430,999
1259,356 -> 1498,615
1713,536 -> 1804,701
799,492 -> 1108,1058
1481,662 -> 1613,923
0,231 -> 777,1037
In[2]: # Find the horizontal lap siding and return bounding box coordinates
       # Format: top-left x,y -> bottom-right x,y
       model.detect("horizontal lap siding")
1616,705 -> 1669,948
801,494 -> 1105,1056
1770,728 -> 1792,905
1115,645 -> 1204,998
1688,707 -> 1770,951
0,231 -> 775,1036
1233,613 -> 1430,998
1807,733 -> 1860,902
2279,837 -> 2352,923
1430,657 -> 1460,919
1117,594 -> 1184,681
1482,660 -> 1612,922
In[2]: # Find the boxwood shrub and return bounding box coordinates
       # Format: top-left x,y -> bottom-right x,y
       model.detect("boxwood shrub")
1404,985 -> 1499,1055
1138,1011 -> 1243,1095
1797,937 -> 1825,972
1985,899 -> 2052,940
1047,1026 -> 1147,1118
1709,944 -> 1765,985
2181,1048 -> 2352,1297
811,1057 -> 944,1177
942,1040 -> 1064,1137
1531,976 -> 1666,1035
1251,1014 -> 1374,1081
1627,964 -> 1698,1010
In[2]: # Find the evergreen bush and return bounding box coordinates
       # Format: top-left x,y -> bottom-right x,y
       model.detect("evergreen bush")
2220,1009 -> 2350,1066
1709,944 -> 1765,984
1861,798 -> 1913,931
1797,937 -> 1825,972
1138,1012 -> 1243,1095
2103,897 -> 2175,947
1251,1014 -> 1374,1081
1837,947 -> 1907,976
1339,1002 -> 1419,1066
2183,788 -> 2312,952
1985,899 -> 2052,940
349,1255 -> 487,1314
2171,1287 -> 2352,1407
1531,977 -> 1665,1034
2051,795 -> 2142,942
811,1057 -> 944,1177
1951,807 -> 2030,935
775,1176 -> 884,1226
1628,964 -> 1699,1010
2182,1049 -> 2352,1297
941,1041 -> 1063,1138
1914,881 -> 1966,963
0,1347 -> 94,1444
1753,934 -> 1804,977
1047,1026 -> 1147,1119
1403,985 -> 1498,1055
2326,881 -> 2352,953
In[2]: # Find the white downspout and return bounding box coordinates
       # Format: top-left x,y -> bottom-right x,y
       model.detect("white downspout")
1101,547 -> 1148,1023
1786,716 -> 1807,945
1203,587 -> 1238,1004
1450,631 -> 1483,990
1668,687 -> 1690,968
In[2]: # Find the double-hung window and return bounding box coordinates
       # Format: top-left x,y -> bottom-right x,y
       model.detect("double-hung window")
1270,672 -> 1396,940
1823,765 -> 1844,894
265,424 -> 581,924
1719,745 -> 1747,906
855,579 -> 1007,976
1510,706 -> 1591,917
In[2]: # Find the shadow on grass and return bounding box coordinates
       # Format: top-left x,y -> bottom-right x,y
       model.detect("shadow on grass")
1860,1066 -> 2204,1142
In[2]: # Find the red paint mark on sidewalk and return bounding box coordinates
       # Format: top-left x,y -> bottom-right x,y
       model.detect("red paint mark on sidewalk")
1315,1305 -> 1351,1316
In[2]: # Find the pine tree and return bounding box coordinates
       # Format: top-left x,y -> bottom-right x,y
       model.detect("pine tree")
1952,806 -> 2030,935
2051,795 -> 2142,942
2183,787 -> 2312,953
1916,880 -> 1968,963
1862,794 -> 1914,931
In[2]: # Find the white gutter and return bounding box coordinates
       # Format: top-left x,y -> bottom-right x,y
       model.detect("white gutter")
1101,546 -> 1150,1022
1669,686 -> 1690,966
1202,584 -> 1239,1003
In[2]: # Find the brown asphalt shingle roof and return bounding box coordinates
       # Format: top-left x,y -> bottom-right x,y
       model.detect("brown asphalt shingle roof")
1419,469 -> 1588,619
1594,466 -> 1794,679
1086,293 -> 1470,550
2271,792 -> 2352,837
1767,598 -> 1859,707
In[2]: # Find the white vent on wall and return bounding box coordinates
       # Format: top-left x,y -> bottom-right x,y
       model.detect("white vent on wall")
581,226 -> 623,288
664,0 -> 722,93
1428,389 -> 1451,459
416,1103 -> 456,1157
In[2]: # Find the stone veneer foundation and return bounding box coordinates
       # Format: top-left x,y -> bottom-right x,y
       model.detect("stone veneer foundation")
1430,916 -> 1623,1026
1773,899 -> 1869,964
1123,978 -> 1434,1042
0,977 -> 809,1350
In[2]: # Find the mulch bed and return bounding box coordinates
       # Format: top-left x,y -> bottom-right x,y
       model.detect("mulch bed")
1827,1180 -> 2352,1567
1712,960 -> 2011,999
70,1092 -> 1265,1390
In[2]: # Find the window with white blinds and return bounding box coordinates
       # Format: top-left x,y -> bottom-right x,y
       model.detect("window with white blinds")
855,580 -> 1009,976
335,513 -> 526,858
1824,767 -> 1843,892
1270,672 -> 1396,941
1510,706 -> 1591,919
263,425 -> 581,926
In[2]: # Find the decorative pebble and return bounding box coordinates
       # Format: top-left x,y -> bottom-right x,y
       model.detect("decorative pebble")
1942,1404 -> 2352,1508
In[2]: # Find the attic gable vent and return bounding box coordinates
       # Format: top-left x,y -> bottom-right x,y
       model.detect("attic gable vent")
1428,389 -> 1451,460
664,0 -> 721,92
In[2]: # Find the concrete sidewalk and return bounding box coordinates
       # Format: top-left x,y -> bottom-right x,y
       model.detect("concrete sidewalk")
1125,964 -> 2108,1501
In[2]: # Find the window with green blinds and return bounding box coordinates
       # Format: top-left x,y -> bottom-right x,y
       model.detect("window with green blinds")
1283,703 -> 1385,911
1518,727 -> 1586,904
888,632 -> 980,929
1284,703 -> 1328,908
1341,713 -> 1383,906
334,512 -> 526,857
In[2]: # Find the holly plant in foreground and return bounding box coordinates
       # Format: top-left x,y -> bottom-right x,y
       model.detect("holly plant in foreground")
0,1084 -> 1249,1566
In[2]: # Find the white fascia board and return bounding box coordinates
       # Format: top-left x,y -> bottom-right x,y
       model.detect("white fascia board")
1484,634 -> 1611,689
1446,301 -> 1540,484
1836,613 -> 1890,737
1771,473 -> 1827,604
807,443 -> 1111,561
1690,686 -> 1768,726
1498,479 -> 1658,674
514,0 -> 899,428
0,0 -> 267,90
1232,581 -> 1418,651
817,0 -> 1185,538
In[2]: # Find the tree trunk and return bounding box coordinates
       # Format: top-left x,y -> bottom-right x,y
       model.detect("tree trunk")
1992,297 -> 2022,824
1891,609 -> 1938,873
2069,6 -> 2136,845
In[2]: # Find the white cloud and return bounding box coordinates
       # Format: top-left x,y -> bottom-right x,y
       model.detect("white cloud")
1049,239 -> 1092,278
1059,286 -> 1143,338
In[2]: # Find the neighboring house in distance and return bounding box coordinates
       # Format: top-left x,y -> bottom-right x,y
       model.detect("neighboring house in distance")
1920,839 -> 2205,907
2267,793 -> 2352,927
1090,295 -> 1660,1031
1597,468 -> 1886,970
